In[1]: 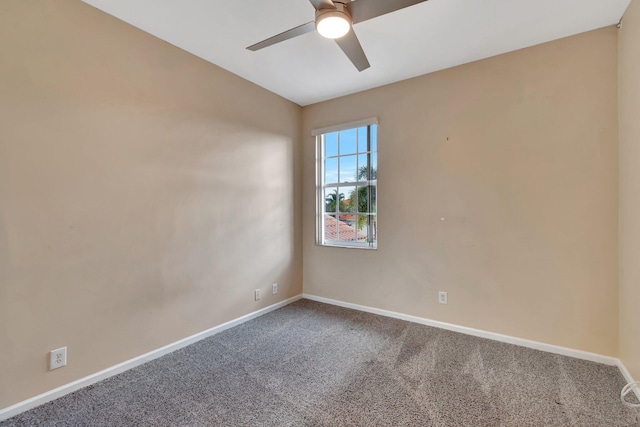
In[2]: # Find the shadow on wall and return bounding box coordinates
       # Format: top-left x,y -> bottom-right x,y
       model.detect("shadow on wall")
154,120 -> 297,311
0,103 -> 298,362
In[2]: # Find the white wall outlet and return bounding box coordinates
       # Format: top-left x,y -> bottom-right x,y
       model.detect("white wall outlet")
49,347 -> 67,370
439,291 -> 448,304
254,289 -> 261,301
272,283 -> 278,295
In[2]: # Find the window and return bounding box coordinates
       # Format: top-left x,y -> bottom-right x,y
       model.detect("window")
315,119 -> 377,249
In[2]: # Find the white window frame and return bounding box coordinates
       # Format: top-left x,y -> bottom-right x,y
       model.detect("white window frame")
314,118 -> 378,249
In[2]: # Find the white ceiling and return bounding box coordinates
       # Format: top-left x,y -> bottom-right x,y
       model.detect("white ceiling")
82,0 -> 631,106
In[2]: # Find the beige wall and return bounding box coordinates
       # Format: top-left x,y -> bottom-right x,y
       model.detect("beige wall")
0,0 -> 627,412
0,0 -> 302,408
303,28 -> 619,356
619,0 -> 640,380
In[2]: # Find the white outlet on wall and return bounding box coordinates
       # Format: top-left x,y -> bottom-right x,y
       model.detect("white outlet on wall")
254,289 -> 261,301
50,347 -> 67,370
439,291 -> 448,305
272,283 -> 278,295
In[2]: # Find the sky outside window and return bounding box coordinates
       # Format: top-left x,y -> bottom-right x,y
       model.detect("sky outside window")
324,126 -> 376,185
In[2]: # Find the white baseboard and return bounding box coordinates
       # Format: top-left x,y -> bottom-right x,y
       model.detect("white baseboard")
302,294 -> 620,366
3,292 -> 637,421
303,294 -> 640,400
0,294 -> 303,422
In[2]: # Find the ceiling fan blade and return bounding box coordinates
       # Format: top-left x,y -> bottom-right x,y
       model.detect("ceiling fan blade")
309,0 -> 336,11
349,0 -> 428,24
335,30 -> 370,71
247,21 -> 316,51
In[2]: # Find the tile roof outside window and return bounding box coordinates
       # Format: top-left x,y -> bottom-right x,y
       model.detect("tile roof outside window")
324,215 -> 367,241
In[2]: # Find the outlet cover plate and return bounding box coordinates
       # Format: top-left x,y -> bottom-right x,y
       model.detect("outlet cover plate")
439,291 -> 448,304
50,347 -> 67,370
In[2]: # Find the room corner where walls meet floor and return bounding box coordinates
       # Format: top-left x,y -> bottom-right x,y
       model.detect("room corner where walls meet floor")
2,294 -> 638,422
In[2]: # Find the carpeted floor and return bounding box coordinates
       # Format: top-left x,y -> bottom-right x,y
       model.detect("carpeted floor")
3,299 -> 639,426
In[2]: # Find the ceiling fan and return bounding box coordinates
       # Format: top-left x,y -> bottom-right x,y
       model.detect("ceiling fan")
247,0 -> 429,72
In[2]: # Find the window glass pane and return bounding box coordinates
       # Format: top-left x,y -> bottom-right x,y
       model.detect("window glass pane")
339,155 -> 357,183
324,187 -> 340,213
356,215 -> 371,243
325,132 -> 338,157
324,214 -> 339,241
341,186 -> 356,213
338,186 -> 357,243
371,215 -> 378,242
371,125 -> 378,152
371,153 -> 378,172
336,212 -> 357,243
371,185 -> 377,213
357,154 -> 369,181
324,157 -> 338,185
358,127 -> 368,153
357,186 -> 376,213
339,128 -> 357,155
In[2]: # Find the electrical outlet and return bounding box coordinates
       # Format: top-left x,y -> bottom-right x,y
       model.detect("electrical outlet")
438,291 -> 448,305
254,289 -> 261,301
50,347 -> 67,370
272,283 -> 278,295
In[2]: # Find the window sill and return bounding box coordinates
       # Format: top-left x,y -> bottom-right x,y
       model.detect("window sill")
317,242 -> 377,250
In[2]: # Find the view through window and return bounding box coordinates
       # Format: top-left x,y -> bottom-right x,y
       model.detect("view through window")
317,123 -> 377,249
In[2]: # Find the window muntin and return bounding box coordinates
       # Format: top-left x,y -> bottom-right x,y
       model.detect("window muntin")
317,124 -> 377,249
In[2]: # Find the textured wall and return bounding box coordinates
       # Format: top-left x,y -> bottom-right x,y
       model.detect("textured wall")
0,0 -> 626,412
303,28 -> 618,356
619,0 -> 640,381
0,0 -> 302,408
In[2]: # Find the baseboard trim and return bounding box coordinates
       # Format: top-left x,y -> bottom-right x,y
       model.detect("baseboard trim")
4,293 -> 635,420
303,294 -> 640,397
302,294 -> 619,366
0,294 -> 303,422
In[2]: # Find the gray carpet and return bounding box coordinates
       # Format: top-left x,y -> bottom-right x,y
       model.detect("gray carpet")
3,299 -> 639,426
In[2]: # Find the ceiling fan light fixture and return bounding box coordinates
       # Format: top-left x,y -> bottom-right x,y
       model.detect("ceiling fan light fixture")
316,6 -> 352,39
